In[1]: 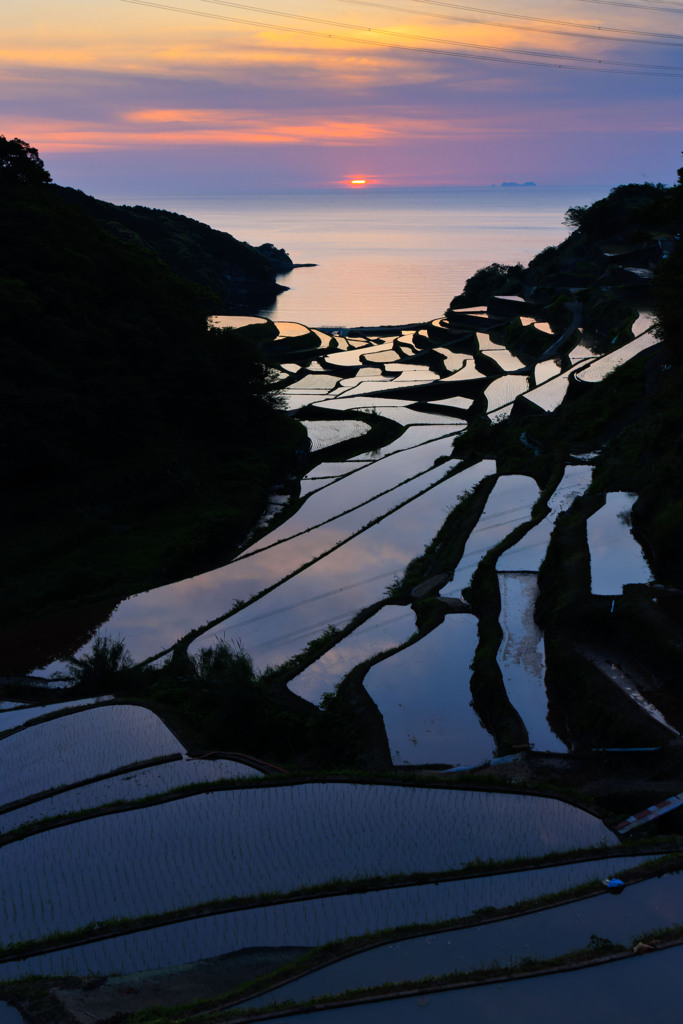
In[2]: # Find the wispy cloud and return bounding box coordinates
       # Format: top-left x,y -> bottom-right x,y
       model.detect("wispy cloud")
4,0 -> 681,188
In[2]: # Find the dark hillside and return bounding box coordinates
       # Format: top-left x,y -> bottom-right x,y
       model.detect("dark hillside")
55,186 -> 291,310
0,160 -> 302,626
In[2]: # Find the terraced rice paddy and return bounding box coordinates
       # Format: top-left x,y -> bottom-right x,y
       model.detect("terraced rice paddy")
0,781 -> 617,946
484,376 -> 531,417
575,333 -> 659,383
288,605 -> 417,705
587,493 -> 653,595
0,757 -> 263,833
301,420 -> 372,452
0,705 -> 183,806
189,464 -> 493,670
7,308 -> 669,1004
0,856 -> 646,982
496,466 -> 593,573
362,616 -> 489,765
247,944 -> 683,1024
242,862 -> 673,1009
497,573 -> 564,752
0,696 -> 112,734
439,474 -> 540,599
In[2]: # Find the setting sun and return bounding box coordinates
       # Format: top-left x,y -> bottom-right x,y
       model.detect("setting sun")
347,176 -> 378,188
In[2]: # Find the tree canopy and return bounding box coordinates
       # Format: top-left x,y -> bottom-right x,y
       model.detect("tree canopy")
0,136 -> 52,186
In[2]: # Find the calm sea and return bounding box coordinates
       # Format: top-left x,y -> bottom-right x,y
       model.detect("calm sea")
104,186 -> 607,328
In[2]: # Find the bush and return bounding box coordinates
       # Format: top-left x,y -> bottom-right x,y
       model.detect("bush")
65,636 -> 135,692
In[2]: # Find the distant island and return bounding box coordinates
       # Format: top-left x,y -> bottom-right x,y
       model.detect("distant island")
500,181 -> 536,187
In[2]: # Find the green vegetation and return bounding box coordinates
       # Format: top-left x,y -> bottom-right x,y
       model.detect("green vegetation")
0,141 -> 304,634
450,261 -> 526,307
0,135 -> 51,186
5,151 -> 683,1024
56,185 -> 288,310
12,850 -> 675,1024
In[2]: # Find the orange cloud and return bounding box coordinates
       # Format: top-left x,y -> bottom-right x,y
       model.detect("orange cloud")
6,114 -> 411,150
10,97 -> 680,156
1,4 -> 610,83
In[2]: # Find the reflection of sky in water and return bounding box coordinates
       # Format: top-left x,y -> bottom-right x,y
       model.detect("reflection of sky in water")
190,463 -> 495,670
567,341 -> 596,363
575,333 -> 659,384
301,420 -> 371,452
286,373 -> 341,392
363,616 -> 491,765
483,350 -> 527,373
2,756 -> 262,832
497,466 -> 593,572
37,458 -> 456,674
288,606 -> 416,706
347,426 -> 460,461
631,311 -> 655,337
304,461 -> 363,479
243,857 -> 665,1008
247,944 -> 683,1024
0,853 -> 633,983
0,706 -> 182,805
372,408 -> 465,427
534,358 -> 562,385
497,573 -> 565,753
524,366 -> 583,411
0,784 -> 615,950
489,401 -> 515,423
327,375 -> 440,399
442,358 -> 486,382
433,348 -> 468,373
587,492 -> 652,595
314,397 -> 459,427
430,395 -> 474,411
484,375 -> 530,413
272,321 -> 310,338
441,474 -> 540,600
0,696 -> 111,733
249,437 -> 459,550
281,391 -> 334,411
363,349 -> 402,364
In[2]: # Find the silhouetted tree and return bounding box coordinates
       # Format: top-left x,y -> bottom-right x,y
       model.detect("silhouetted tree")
0,136 -> 52,186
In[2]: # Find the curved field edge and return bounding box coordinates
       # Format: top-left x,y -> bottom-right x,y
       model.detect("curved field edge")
202,932 -> 683,1024
4,855 -> 680,1024
0,848 -> 677,965
0,769 -> 626,847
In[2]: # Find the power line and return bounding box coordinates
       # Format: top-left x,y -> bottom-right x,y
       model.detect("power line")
190,0 -> 683,69
199,483 -> 588,645
119,0 -> 683,75
342,0 -> 683,46
578,0 -> 683,11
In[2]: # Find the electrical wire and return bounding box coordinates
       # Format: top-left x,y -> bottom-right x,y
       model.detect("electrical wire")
340,0 -> 683,46
202,481 -> 588,649
578,0 -> 683,11
119,0 -> 683,75
190,0 -> 683,69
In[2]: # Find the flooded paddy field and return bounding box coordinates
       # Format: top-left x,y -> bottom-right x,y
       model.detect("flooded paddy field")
4,300 -> 682,1017
0,705 -> 183,806
0,782 -> 618,947
244,944 -> 683,1024
362,616 -> 489,765
241,868 -> 683,1009
0,856 -> 647,982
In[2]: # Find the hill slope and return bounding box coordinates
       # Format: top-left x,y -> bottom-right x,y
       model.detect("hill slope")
0,171 -> 302,624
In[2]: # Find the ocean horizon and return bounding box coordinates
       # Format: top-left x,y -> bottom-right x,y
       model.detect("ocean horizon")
104,185 -> 609,328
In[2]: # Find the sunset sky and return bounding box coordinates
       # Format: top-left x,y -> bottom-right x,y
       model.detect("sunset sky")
3,0 -> 682,193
